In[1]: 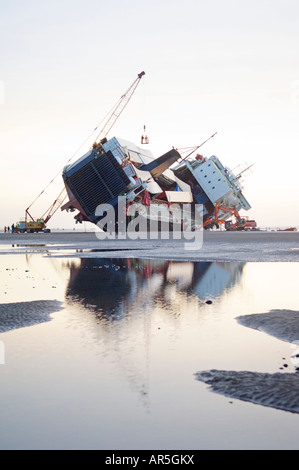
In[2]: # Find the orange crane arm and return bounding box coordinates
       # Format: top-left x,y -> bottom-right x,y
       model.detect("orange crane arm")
216,204 -> 240,221
203,202 -> 241,228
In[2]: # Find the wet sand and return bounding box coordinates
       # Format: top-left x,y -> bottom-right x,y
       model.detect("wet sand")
237,309 -> 299,344
195,369 -> 299,414
0,300 -> 63,333
1,230 -> 299,261
196,309 -> 299,414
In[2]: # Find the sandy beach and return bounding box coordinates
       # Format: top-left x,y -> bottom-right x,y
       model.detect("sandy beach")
1,230 -> 299,261
1,230 -> 299,449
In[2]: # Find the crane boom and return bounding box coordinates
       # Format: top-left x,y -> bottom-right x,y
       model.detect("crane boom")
94,71 -> 145,143
42,187 -> 67,224
23,71 -> 145,229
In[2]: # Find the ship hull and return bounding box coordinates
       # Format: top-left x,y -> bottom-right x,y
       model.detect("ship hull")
61,136 -> 251,233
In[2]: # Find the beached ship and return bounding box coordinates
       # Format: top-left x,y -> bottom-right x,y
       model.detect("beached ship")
61,135 -> 252,232
21,72 -> 254,233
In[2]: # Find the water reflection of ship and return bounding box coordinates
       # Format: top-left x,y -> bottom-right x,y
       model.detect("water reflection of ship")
64,258 -> 245,410
65,258 -> 245,318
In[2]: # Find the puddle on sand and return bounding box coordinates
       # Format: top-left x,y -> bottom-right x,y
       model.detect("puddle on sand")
1,256 -> 299,449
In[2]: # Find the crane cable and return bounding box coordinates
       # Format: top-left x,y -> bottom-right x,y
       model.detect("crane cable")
26,134 -> 90,213
141,76 -> 149,143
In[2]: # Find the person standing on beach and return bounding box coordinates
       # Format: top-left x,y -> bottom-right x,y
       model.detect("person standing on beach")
4,226 -> 6,233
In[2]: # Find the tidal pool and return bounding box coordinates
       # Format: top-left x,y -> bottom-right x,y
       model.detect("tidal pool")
0,255 -> 299,450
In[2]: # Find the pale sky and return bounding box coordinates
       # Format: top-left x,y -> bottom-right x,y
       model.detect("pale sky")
1,0 -> 299,229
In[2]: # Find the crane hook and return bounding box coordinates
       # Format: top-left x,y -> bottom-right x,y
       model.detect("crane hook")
141,125 -> 149,144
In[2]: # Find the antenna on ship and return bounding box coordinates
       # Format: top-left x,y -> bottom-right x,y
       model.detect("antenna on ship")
236,163 -> 254,178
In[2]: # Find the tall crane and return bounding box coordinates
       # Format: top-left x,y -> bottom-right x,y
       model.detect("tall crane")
22,71 -> 145,232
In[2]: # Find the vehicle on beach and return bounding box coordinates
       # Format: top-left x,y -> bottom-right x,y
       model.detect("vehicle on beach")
19,219 -> 50,233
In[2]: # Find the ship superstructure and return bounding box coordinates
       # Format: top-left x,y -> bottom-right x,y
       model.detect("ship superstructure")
173,154 -> 251,222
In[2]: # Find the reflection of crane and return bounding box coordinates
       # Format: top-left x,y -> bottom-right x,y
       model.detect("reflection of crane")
203,202 -> 257,231
22,71 -> 145,232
